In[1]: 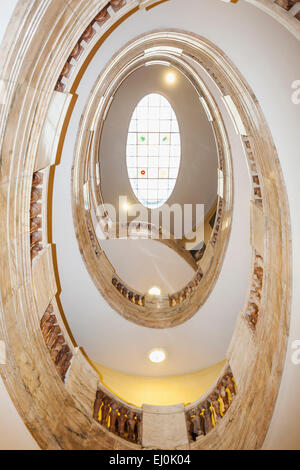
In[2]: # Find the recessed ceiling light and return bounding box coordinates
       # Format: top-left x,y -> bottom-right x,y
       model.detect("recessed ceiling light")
148,286 -> 161,296
148,349 -> 166,363
166,72 -> 175,84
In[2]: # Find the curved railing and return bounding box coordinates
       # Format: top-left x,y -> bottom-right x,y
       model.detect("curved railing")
40,303 -> 73,382
185,366 -> 237,441
273,0 -> 300,20
169,270 -> 203,307
91,364 -> 237,445
112,275 -> 145,307
30,172 -> 44,259
245,253 -> 264,331
55,1 -> 132,93
93,386 -> 142,445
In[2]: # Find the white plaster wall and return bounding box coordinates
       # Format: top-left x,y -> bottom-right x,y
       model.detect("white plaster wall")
0,1 -> 19,44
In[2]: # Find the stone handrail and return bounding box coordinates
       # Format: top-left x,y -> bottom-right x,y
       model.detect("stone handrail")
245,253 -> 264,331
30,171 -> 43,259
169,270 -> 203,307
93,386 -> 142,445
40,304 -> 73,382
92,366 -> 237,446
112,275 -> 145,307
211,198 -> 223,247
185,367 -> 237,441
274,0 -> 300,20
242,137 -> 263,209
55,0 -> 131,94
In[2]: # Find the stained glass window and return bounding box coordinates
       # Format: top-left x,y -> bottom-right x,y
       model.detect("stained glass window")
126,93 -> 181,209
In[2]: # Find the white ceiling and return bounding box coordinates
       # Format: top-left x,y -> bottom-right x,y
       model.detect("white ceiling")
102,238 -> 196,293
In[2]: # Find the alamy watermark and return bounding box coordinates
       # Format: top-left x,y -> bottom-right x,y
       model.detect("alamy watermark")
94,196 -> 204,248
291,340 -> 300,365
291,80 -> 300,105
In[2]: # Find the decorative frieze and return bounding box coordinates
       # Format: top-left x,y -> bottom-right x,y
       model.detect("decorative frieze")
112,276 -> 145,307
87,218 -> 102,257
54,1 -> 127,93
271,0 -> 300,22
245,253 -> 264,331
242,137 -> 263,208
190,242 -> 206,262
93,388 -> 142,444
94,7 -> 111,27
211,198 -> 223,246
30,172 -> 43,259
110,0 -> 126,11
274,0 -> 299,11
185,368 -> 237,441
40,304 -> 73,382
112,264 -> 203,309
169,270 -> 203,307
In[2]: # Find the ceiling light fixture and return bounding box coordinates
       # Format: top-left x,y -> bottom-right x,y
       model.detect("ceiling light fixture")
148,349 -> 166,363
148,286 -> 161,296
165,72 -> 175,84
